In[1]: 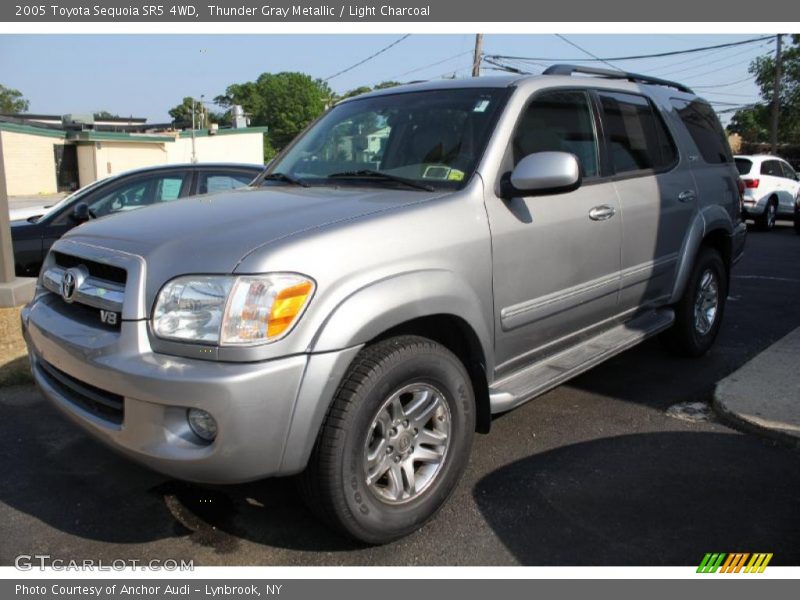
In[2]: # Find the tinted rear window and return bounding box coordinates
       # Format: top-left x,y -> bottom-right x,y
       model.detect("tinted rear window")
598,91 -> 677,174
735,158 -> 753,175
670,99 -> 733,164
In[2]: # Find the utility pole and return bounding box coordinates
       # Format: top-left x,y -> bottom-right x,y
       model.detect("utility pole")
770,34 -> 783,155
472,34 -> 483,77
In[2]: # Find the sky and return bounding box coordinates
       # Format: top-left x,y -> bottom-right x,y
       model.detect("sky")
0,34 -> 774,124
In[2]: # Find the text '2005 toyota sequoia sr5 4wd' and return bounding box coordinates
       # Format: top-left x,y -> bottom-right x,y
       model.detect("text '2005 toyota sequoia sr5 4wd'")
22,65 -> 746,544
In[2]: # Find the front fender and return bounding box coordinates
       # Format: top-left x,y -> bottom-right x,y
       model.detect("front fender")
310,269 -> 492,362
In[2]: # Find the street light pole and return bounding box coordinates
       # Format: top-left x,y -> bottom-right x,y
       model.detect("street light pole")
191,97 -> 197,163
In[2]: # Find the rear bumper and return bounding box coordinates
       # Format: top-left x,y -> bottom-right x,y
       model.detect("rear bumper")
22,296 -> 360,483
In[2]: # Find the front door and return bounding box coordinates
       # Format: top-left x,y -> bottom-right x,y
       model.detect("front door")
485,89 -> 622,375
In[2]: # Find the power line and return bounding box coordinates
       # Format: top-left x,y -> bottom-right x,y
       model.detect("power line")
652,42 -> 771,78
554,34 -> 622,71
693,74 -> 756,89
395,50 -> 473,78
485,35 -> 773,65
324,34 -> 411,81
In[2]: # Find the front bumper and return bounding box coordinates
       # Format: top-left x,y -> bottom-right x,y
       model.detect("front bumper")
22,295 -> 360,483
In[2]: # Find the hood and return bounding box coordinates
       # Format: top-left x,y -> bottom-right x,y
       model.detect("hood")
62,185 -> 443,277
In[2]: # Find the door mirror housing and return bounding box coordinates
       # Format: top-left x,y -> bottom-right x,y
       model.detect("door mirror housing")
71,201 -> 91,223
503,151 -> 581,197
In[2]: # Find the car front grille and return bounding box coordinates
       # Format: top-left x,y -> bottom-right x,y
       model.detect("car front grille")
35,359 -> 124,425
41,252 -> 126,327
52,251 -> 127,284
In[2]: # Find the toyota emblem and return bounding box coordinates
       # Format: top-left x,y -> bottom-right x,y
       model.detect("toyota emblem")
61,269 -> 79,303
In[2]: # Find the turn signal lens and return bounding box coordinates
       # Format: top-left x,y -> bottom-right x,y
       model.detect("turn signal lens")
220,274 -> 315,345
267,281 -> 314,338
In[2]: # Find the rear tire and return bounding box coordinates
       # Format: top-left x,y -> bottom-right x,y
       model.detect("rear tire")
756,197 -> 778,231
661,247 -> 728,357
299,335 -> 475,544
794,197 -> 800,235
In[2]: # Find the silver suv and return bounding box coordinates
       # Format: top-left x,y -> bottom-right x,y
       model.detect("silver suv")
22,65 -> 746,543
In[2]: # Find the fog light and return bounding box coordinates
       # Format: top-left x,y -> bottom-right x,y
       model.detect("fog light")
187,408 -> 217,442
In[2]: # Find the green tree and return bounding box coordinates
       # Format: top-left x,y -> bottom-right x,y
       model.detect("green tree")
0,84 -> 29,113
168,97 -> 224,127
216,72 -> 331,150
728,104 -> 771,143
746,34 -> 800,143
93,111 -> 120,119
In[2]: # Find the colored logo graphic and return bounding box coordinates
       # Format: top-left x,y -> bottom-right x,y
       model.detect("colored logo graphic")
697,553 -> 773,573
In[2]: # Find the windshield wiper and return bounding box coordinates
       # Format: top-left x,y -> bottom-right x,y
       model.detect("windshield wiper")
261,172 -> 310,187
326,170 -> 436,192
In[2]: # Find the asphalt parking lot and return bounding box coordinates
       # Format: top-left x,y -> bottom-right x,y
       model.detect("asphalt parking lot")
1,223 -> 798,567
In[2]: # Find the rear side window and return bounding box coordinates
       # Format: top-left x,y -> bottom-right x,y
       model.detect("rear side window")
670,99 -> 732,164
598,92 -> 677,175
761,160 -> 783,176
735,158 -> 753,175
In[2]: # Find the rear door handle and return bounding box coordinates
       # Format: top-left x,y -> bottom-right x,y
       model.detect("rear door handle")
678,190 -> 697,203
588,205 -> 616,221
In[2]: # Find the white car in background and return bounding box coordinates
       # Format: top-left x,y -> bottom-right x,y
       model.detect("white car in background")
735,154 -> 800,231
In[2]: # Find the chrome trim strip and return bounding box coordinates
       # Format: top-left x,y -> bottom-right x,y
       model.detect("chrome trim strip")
42,266 -> 125,313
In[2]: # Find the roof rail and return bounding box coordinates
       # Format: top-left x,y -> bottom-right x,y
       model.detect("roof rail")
543,64 -> 694,94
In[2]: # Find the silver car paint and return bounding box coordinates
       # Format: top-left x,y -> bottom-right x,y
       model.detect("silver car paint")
23,73 -> 746,483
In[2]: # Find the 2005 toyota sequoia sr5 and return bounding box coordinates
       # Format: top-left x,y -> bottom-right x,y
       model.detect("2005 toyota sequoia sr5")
22,65 -> 746,543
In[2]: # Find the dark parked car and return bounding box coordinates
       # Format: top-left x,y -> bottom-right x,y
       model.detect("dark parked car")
11,163 -> 263,276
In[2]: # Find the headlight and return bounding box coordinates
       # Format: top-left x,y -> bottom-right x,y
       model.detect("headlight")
152,274 -> 315,345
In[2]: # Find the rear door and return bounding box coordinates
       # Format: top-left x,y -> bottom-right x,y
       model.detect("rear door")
597,90 -> 692,311
760,159 -> 786,202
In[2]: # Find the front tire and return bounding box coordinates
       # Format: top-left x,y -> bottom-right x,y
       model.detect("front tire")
661,247 -> 728,357
299,335 -> 475,544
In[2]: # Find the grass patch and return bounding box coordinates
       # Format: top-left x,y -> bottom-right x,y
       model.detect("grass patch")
0,306 -> 32,387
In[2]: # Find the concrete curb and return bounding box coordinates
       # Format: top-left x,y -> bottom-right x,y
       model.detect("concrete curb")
713,326 -> 800,451
712,394 -> 800,450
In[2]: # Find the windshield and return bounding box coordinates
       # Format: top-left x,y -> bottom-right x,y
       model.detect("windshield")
267,88 -> 509,190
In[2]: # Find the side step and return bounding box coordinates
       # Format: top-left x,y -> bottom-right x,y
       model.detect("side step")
489,308 -> 675,414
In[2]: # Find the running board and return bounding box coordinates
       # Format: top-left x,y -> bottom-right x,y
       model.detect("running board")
489,309 -> 675,414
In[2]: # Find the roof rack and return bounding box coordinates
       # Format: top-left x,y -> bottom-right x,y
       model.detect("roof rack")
542,64 -> 694,94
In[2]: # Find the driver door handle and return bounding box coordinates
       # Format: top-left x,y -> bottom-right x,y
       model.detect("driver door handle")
588,205 -> 616,221
678,190 -> 697,203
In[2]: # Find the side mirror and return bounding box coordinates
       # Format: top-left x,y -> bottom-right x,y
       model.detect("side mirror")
71,202 -> 91,223
503,151 -> 581,197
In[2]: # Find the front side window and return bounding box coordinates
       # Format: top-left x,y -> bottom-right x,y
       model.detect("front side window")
198,172 -> 256,194
88,173 -> 189,217
671,99 -> 732,164
599,91 -> 677,175
512,90 -> 599,178
268,88 -> 509,190
780,161 -> 798,180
